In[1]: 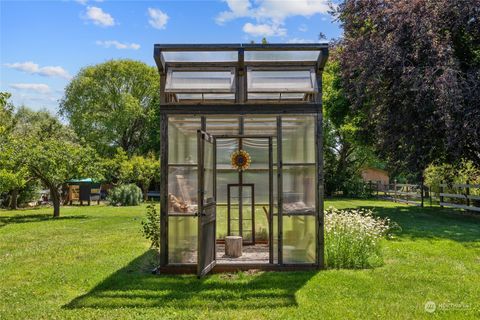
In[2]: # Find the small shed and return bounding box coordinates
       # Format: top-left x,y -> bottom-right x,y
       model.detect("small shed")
65,178 -> 101,205
154,43 -> 328,276
360,167 -> 389,190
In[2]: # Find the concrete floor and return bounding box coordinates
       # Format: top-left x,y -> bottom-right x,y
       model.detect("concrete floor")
216,243 -> 269,264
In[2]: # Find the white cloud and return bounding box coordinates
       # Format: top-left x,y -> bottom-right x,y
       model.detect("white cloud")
299,24 -> 308,32
4,61 -> 72,80
216,0 -> 329,36
10,83 -> 51,94
96,40 -> 140,50
148,8 -> 169,29
75,0 -> 104,4
85,6 -> 115,27
287,38 -> 316,43
243,22 -> 286,37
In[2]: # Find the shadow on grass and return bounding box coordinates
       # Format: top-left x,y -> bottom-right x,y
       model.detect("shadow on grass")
66,250 -> 315,310
0,213 -> 88,228
327,198 -> 480,243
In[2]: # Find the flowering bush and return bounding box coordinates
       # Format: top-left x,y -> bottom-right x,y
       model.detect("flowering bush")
325,207 -> 392,269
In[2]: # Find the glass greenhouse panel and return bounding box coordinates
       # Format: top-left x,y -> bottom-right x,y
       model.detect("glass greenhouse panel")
282,215 -> 316,263
168,116 -> 200,164
163,51 -> 238,62
176,93 -> 235,101
282,115 -> 315,164
168,216 -> 197,263
245,51 -> 320,61
247,69 -> 316,93
283,166 -> 316,214
244,116 -> 277,136
168,166 -> 198,214
165,69 -> 235,92
206,116 -> 240,135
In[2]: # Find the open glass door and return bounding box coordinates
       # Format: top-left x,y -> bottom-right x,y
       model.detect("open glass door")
197,130 -> 217,277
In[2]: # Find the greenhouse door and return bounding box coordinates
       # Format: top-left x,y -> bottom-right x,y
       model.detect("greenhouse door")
197,130 -> 217,277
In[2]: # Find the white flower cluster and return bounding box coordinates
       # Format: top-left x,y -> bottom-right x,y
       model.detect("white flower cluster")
325,206 -> 391,269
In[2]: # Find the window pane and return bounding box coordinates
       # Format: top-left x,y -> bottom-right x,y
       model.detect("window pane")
283,215 -> 316,263
282,115 -> 315,164
203,140 -> 214,202
245,51 -> 320,61
248,70 -> 315,92
166,70 -> 234,92
283,166 -> 316,213
168,116 -> 200,164
163,51 -> 237,62
176,93 -> 235,101
168,166 -> 197,214
168,216 -> 197,263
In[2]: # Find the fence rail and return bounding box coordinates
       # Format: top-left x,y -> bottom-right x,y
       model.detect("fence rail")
367,180 -> 480,212
439,182 -> 480,212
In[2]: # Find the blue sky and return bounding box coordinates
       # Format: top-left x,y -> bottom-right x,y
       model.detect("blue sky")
0,0 -> 341,113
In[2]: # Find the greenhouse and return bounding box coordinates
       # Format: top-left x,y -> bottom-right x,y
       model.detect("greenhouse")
154,43 -> 329,276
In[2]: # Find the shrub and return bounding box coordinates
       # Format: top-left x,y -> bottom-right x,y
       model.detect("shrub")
142,204 -> 160,250
108,184 -> 143,206
325,207 -> 391,269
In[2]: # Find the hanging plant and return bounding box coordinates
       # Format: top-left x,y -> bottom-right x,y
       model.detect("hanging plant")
231,149 -> 251,171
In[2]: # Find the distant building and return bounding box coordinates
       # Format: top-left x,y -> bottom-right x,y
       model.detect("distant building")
361,167 -> 389,190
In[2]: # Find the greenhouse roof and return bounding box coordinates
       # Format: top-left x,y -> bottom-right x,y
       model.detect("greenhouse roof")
154,43 -> 329,109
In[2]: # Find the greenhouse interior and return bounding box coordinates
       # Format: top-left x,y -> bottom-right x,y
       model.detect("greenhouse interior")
154,43 -> 328,276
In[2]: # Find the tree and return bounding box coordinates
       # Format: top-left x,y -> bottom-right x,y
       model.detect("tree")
323,49 -> 383,195
335,0 -> 480,176
59,60 -> 160,156
24,139 -> 102,217
119,154 -> 159,200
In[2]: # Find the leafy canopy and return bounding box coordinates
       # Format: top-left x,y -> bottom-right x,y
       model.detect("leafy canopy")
59,59 -> 160,156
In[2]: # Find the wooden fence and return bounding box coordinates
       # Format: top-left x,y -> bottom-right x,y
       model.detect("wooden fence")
377,182 -> 426,206
366,180 -> 480,212
439,183 -> 480,212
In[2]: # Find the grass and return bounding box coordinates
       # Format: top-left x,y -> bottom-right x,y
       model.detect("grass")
0,199 -> 479,319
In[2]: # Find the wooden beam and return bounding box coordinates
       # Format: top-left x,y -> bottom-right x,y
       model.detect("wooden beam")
159,104 -> 322,114
159,113 -> 168,266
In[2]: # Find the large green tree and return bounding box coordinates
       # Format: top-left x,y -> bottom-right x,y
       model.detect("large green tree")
59,59 -> 160,156
336,0 -> 480,176
323,50 -> 383,196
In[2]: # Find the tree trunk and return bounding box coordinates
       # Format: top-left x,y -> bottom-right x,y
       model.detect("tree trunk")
50,187 -> 61,218
142,186 -> 148,201
9,189 -> 19,210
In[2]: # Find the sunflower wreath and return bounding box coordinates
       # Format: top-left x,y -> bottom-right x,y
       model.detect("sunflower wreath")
230,149 -> 251,171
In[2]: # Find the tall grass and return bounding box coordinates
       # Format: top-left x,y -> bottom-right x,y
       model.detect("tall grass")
325,207 -> 391,269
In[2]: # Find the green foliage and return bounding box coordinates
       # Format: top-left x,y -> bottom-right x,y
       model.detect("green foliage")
108,184 -> 143,206
59,59 -> 160,156
119,154 -> 159,199
325,207 -> 390,269
141,204 -> 160,250
322,50 -> 385,196
101,148 -> 129,185
0,92 -> 14,137
425,160 -> 480,193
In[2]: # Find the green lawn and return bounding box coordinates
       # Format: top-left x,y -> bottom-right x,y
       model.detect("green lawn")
0,199 -> 479,319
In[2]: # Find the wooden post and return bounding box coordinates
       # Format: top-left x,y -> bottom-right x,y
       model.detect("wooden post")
277,116 -> 283,265
466,180 -> 470,208
440,181 -> 444,208
420,176 -> 424,208
394,179 -> 397,203
159,112 -> 168,267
